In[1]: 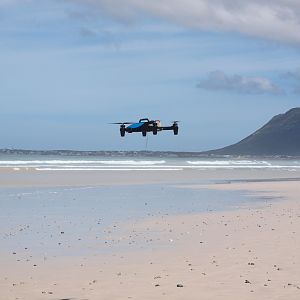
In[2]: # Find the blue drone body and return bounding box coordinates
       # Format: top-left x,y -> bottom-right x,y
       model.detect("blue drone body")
112,118 -> 179,137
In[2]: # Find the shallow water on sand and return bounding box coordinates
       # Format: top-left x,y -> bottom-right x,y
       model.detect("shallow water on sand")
0,184 -> 273,257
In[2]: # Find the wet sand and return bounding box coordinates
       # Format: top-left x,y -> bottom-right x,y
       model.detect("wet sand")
1,167 -> 300,187
1,169 -> 300,299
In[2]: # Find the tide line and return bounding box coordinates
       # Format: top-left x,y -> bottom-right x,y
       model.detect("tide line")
35,168 -> 183,171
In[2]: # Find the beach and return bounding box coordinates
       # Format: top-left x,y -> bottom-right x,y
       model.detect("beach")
1,157 -> 300,300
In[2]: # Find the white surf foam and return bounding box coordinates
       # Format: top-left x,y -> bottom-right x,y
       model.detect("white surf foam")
187,160 -> 271,166
35,168 -> 182,171
1,158 -> 300,171
0,160 -> 166,166
96,160 -> 166,165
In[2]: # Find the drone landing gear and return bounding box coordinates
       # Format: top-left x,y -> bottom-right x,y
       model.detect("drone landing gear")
120,125 -> 126,137
142,131 -> 147,137
173,126 -> 178,135
153,123 -> 158,135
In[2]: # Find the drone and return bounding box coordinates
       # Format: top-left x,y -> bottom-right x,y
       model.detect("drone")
111,118 -> 179,137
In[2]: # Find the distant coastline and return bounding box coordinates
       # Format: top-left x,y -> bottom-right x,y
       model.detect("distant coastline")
1,148 -> 300,159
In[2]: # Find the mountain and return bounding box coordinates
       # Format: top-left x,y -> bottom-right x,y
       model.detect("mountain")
208,108 -> 300,156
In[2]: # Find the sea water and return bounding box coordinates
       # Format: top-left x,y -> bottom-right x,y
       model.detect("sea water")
1,153 -> 300,171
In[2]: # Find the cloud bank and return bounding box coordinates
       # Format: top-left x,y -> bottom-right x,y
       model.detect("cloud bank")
70,0 -> 300,45
197,71 -> 283,95
2,1 -> 300,45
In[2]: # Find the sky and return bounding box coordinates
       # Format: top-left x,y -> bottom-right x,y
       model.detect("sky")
1,0 -> 300,152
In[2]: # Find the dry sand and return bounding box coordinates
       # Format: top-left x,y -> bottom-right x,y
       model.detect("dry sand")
1,171 -> 300,299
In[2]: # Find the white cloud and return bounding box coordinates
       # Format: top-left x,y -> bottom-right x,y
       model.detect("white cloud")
67,0 -> 300,45
197,71 -> 284,95
3,1 -> 300,45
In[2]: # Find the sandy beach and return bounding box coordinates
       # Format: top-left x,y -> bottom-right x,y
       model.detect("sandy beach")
1,167 -> 300,300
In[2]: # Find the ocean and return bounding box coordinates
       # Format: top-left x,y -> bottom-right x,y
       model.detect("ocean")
1,154 -> 300,171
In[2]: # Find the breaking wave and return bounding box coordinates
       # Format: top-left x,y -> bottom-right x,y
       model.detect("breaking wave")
187,160 -> 271,166
1,157 -> 300,171
0,160 -> 166,166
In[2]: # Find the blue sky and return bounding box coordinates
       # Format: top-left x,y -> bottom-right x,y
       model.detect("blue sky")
1,0 -> 300,151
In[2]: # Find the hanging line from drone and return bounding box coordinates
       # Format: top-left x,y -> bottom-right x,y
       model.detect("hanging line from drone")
145,134 -> 149,150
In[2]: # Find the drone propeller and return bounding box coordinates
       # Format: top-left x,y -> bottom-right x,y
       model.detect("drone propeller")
110,122 -> 134,125
172,120 -> 181,123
